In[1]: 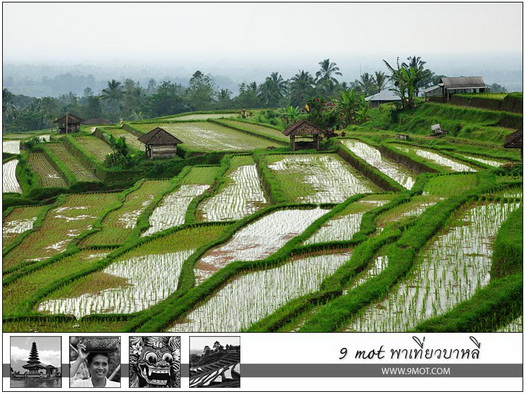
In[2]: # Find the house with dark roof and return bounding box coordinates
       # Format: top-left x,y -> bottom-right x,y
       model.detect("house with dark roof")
53,113 -> 83,134
365,89 -> 401,108
282,120 -> 324,151
424,77 -> 488,103
137,127 -> 183,159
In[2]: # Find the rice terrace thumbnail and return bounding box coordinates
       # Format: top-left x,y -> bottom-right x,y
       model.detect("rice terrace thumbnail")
2,2 -> 522,334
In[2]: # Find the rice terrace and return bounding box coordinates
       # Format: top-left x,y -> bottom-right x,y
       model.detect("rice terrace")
2,79 -> 523,334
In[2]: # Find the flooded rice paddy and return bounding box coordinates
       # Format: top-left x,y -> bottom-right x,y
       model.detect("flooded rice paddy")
345,200 -> 520,332
194,208 -> 329,284
170,251 -> 353,332
341,139 -> 417,189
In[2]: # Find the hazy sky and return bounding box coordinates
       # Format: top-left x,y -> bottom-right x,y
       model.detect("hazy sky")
3,2 -> 522,67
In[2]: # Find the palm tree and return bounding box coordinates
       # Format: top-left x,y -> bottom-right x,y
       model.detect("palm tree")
100,79 -> 124,118
384,56 -> 430,109
357,72 -> 376,96
373,71 -> 388,93
259,72 -> 288,107
289,70 -> 315,107
315,59 -> 342,98
401,56 -> 432,96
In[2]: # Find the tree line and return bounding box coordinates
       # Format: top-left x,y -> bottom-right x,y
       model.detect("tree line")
2,56 -> 507,133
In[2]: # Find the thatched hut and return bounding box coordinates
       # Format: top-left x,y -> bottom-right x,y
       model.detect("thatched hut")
137,127 -> 183,159
283,120 -> 323,151
53,113 -> 83,134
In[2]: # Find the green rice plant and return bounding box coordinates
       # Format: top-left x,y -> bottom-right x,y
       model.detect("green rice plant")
491,206 -> 522,279
263,153 -> 380,203
344,200 -> 520,332
37,224 -> 228,319
415,273 -> 522,332
422,173 -> 478,197
72,136 -> 114,163
211,118 -> 288,144
180,166 -> 222,185
168,251 -> 353,332
46,143 -> 100,182
132,122 -> 274,152
3,249 -> 113,315
303,195 -> 395,245
99,127 -> 144,150
3,315 -> 130,333
81,180 -> 171,246
2,205 -> 48,248
197,155 -> 269,221
339,139 -> 417,190
391,143 -> 479,172
3,192 -> 120,270
27,152 -> 68,188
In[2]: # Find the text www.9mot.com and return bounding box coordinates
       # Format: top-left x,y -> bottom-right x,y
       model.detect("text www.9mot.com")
381,367 -> 452,376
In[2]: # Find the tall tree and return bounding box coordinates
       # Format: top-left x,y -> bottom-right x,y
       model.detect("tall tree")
235,82 -> 261,108
100,79 -> 124,119
384,56 -> 430,109
259,72 -> 288,107
357,72 -> 376,96
333,89 -> 368,128
315,59 -> 342,98
373,71 -> 388,93
289,70 -> 315,107
186,70 -> 217,111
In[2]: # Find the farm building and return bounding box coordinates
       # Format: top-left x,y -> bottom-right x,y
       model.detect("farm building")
365,89 -> 401,107
424,77 -> 488,103
503,128 -> 522,158
138,127 -> 183,159
282,120 -> 323,151
53,113 -> 83,134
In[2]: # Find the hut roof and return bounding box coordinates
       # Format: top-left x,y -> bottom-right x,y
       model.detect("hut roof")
137,127 -> 183,145
441,77 -> 486,89
503,128 -> 522,148
365,89 -> 401,102
53,114 -> 83,124
81,117 -> 112,125
283,120 -> 324,136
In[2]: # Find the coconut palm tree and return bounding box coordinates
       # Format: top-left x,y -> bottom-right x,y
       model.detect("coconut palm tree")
373,71 -> 388,93
289,70 -> 315,107
401,56 -> 432,96
100,79 -> 124,118
357,72 -> 376,96
315,59 -> 342,98
259,72 -> 288,107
